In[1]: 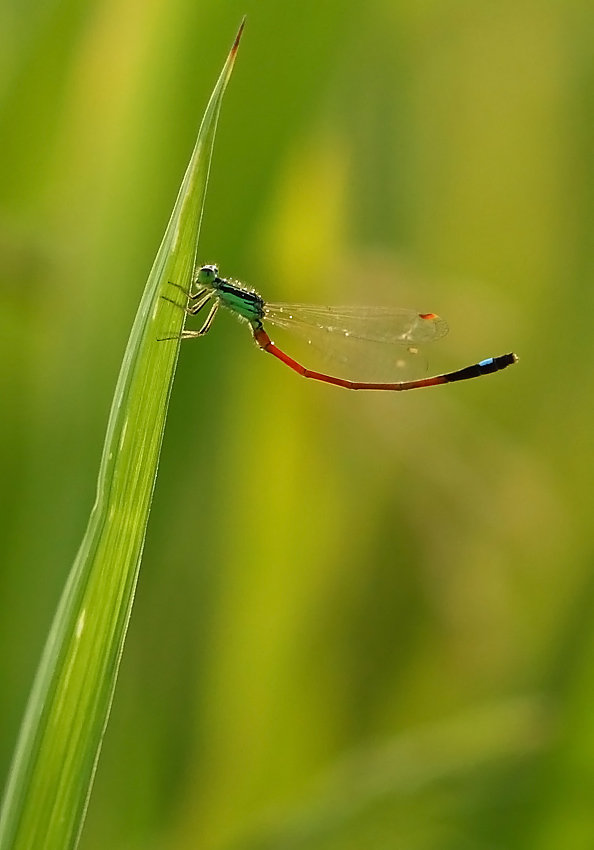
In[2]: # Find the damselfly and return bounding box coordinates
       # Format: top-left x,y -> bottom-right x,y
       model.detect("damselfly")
161,265 -> 517,391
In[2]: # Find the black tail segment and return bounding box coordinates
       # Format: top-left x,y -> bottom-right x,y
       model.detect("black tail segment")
445,352 -> 518,384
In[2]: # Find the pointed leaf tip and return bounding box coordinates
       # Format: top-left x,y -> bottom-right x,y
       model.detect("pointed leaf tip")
232,17 -> 246,55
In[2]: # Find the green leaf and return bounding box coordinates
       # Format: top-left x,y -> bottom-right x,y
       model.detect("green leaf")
0,19 -> 245,850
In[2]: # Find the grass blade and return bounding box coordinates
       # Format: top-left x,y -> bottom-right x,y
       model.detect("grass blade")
0,18 -> 245,850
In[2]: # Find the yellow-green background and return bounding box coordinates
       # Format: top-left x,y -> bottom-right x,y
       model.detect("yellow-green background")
1,1 -> 592,848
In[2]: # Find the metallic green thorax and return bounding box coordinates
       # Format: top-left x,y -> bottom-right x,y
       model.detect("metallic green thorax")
196,264 -> 264,325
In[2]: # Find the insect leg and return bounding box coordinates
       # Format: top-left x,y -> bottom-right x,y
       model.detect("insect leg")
180,300 -> 220,339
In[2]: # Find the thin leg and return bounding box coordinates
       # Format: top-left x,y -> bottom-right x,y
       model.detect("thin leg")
186,291 -> 214,316
158,296 -> 219,341
161,289 -> 211,315
161,285 -> 209,308
252,326 -> 517,391
166,282 -> 208,302
188,287 -> 208,302
180,300 -> 219,339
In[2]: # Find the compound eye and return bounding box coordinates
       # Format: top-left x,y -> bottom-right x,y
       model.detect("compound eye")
198,264 -> 218,283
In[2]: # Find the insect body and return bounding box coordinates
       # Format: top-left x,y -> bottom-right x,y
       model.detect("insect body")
162,264 -> 517,391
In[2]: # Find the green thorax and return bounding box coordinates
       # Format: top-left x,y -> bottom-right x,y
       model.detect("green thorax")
215,278 -> 264,322
194,266 -> 264,324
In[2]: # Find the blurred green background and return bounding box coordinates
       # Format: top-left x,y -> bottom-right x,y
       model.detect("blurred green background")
1,1 -> 593,848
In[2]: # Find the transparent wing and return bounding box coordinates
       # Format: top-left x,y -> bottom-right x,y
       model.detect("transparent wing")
263,303 -> 448,344
262,302 -> 449,381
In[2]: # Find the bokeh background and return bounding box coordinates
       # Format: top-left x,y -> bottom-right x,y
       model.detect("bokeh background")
1,1 -> 593,848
